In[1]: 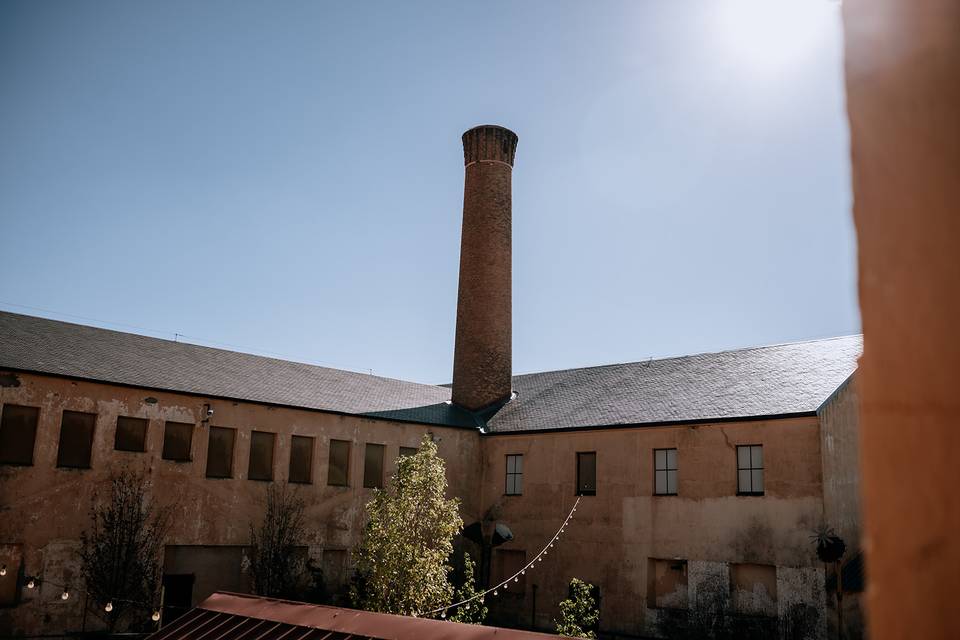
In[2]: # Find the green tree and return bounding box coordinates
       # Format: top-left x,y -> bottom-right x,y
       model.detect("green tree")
555,578 -> 599,639
247,484 -> 308,598
448,553 -> 487,624
352,434 -> 462,616
80,467 -> 172,631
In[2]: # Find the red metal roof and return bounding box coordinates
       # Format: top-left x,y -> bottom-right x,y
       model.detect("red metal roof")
148,592 -> 566,640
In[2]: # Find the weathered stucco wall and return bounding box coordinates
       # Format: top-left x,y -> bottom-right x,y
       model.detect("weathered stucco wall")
477,418 -> 827,636
818,376 -> 861,547
0,371 -> 483,634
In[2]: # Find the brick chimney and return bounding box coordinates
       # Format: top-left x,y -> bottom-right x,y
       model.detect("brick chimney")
451,125 -> 519,412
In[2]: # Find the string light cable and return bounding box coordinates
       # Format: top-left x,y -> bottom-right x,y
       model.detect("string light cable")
419,496 -> 581,619
8,570 -> 162,622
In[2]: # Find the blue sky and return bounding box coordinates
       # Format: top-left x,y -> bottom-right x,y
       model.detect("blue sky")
0,0 -> 857,384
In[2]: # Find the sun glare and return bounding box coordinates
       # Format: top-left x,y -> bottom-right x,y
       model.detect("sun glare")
709,0 -> 837,78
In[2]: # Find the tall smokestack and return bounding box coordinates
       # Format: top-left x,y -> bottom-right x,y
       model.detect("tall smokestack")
452,125 -> 518,412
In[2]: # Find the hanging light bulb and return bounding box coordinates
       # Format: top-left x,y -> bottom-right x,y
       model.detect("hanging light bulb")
105,602 -> 113,613
61,590 -> 70,601
440,610 -> 446,619
521,570 -> 526,575
503,583 -> 508,590
27,579 -> 36,589
514,577 -> 519,582
152,611 -> 161,622
493,589 -> 498,596
0,565 -> 7,576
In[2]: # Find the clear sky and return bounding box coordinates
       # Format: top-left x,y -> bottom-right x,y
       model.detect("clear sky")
0,0 -> 857,384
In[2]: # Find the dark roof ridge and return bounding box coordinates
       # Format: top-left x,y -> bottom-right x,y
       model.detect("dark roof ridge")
512,334 -> 862,379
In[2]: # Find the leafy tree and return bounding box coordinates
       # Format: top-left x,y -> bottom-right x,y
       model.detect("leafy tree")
555,578 -> 599,638
247,484 -> 308,598
80,467 -> 172,631
448,553 -> 487,624
352,434 -> 462,616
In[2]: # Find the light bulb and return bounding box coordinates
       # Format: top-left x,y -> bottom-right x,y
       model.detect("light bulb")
440,610 -> 446,619
493,590 -> 498,596
105,602 -> 113,612
61,590 -> 70,600
0,565 -> 6,576
514,577 -> 519,582
503,583 -> 508,589
521,570 -> 526,575
27,579 -> 35,589
152,611 -> 161,622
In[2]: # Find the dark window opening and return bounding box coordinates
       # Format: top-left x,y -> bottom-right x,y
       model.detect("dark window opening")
328,439 -> 350,487
205,426 -> 236,478
363,443 -> 385,488
57,410 -> 96,469
737,445 -> 764,495
115,416 -> 148,452
399,446 -> 418,458
289,435 -> 314,484
162,421 -> 194,461
505,454 -> 523,495
248,430 -> 275,481
654,448 -> 678,495
577,451 -> 596,496
0,404 -> 39,465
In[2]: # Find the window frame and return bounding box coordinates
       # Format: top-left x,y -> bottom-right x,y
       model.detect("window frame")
57,410 -> 97,469
288,434 -> 315,484
504,453 -> 523,496
327,439 -> 351,487
114,416 -> 149,453
0,404 -> 40,466
653,448 -> 678,496
247,430 -> 276,482
736,444 -> 765,496
363,442 -> 385,489
576,451 -> 597,496
205,425 -> 237,479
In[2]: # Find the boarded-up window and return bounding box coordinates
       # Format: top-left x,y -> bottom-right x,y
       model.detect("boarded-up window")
289,435 -> 314,484
0,405 -> 39,465
328,439 -> 350,486
654,448 -> 678,495
363,443 -> 385,488
730,563 -> 777,616
737,445 -> 764,495
505,454 -> 523,495
647,558 -> 688,609
115,416 -> 148,452
322,549 -> 348,592
577,451 -> 596,495
248,431 -> 275,481
495,549 -> 527,598
162,421 -> 194,461
206,426 -> 236,478
57,410 -> 96,468
399,446 -> 418,458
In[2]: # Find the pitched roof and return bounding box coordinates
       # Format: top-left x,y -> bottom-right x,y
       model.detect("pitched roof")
0,311 -> 860,433
149,592 -> 564,640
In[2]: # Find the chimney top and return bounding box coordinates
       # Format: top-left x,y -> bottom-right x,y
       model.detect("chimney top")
462,125 -> 519,167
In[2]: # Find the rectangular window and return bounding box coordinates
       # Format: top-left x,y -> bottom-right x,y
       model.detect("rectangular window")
205,426 -> 236,478
57,410 -> 96,468
399,446 -> 418,458
730,563 -> 778,616
248,430 -> 276,481
115,416 -> 148,452
321,549 -> 348,592
363,443 -> 385,488
654,448 -> 678,495
576,451 -> 596,496
647,558 -> 688,609
289,435 -> 314,484
162,421 -> 194,461
495,549 -> 527,598
328,439 -> 350,487
505,454 -> 523,495
737,445 -> 764,495
0,404 -> 39,465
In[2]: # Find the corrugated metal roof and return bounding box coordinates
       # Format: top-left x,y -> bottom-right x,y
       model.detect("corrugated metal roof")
0,311 -> 860,432
147,592 -> 566,640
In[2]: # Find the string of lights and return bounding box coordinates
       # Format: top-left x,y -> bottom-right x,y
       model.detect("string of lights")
419,496 -> 581,619
0,565 -> 162,622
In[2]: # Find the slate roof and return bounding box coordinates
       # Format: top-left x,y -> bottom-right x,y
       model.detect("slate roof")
0,311 -> 860,433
